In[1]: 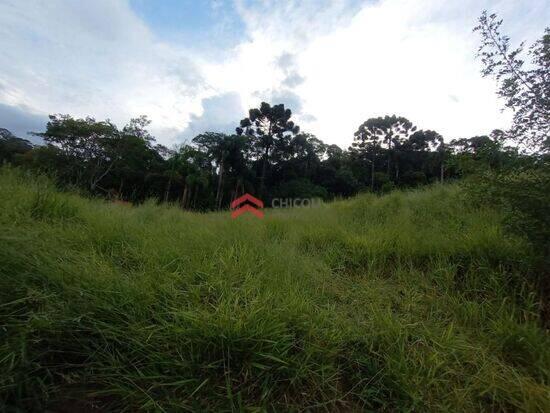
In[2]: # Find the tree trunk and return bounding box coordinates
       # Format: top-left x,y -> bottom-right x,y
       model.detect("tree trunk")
395,161 -> 399,183
371,158 -> 375,191
192,186 -> 198,209
164,177 -> 172,203
118,178 -> 124,199
232,178 -> 244,204
215,157 -> 224,209
440,162 -> 444,183
260,146 -> 269,197
181,183 -> 189,209
90,160 -> 115,193
386,141 -> 392,178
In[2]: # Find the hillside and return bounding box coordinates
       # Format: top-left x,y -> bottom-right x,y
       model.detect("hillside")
1,167 -> 549,412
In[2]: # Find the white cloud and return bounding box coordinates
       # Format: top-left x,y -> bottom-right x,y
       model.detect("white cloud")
221,0 -> 548,145
0,0 -> 206,146
0,0 -> 548,147
0,102 -> 47,142
297,0 -> 507,143
177,92 -> 244,141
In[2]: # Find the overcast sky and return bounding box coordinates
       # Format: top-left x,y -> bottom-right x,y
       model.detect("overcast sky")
0,0 -> 548,146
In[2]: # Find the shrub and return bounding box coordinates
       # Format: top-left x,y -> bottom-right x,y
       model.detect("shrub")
464,163 -> 550,323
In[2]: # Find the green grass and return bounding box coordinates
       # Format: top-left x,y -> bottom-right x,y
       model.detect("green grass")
0,167 -> 549,412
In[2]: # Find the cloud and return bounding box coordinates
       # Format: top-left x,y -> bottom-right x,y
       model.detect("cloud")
238,0 -> 548,144
449,95 -> 460,103
0,0 -> 206,145
275,52 -> 306,88
228,0 -> 548,144
0,103 -> 48,143
276,52 -> 296,70
282,73 -> 306,88
270,90 -> 303,113
248,87 -> 316,132
235,0 -> 364,47
300,113 -> 318,123
177,92 -> 245,141
1,0 -> 548,148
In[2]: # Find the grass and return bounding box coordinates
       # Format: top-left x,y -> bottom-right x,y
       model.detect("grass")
0,166 -> 549,412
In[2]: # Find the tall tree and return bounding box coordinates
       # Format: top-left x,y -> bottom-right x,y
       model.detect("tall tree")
351,123 -> 381,191
114,117 -> 165,200
355,115 -> 416,180
475,12 -> 549,151
353,115 -> 416,185
406,129 -> 444,182
236,102 -> 299,196
436,138 -> 448,183
407,129 -> 441,152
33,115 -> 120,191
193,133 -> 249,209
168,144 -> 212,209
193,132 -> 228,209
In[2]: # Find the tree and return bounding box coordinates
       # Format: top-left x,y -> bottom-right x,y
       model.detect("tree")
407,129 -> 441,152
351,126 -> 380,191
448,133 -> 518,176
291,133 -> 326,175
436,139 -> 449,183
352,115 -> 416,187
33,115 -> 120,191
193,132 -> 228,209
167,144 -> 213,210
272,133 -> 326,185
474,12 -> 549,151
406,129 -> 444,183
193,133 -> 249,209
111,117 -> 165,201
31,115 -> 166,199
236,102 -> 300,196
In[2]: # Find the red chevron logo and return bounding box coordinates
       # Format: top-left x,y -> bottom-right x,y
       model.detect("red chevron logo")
231,193 -> 264,219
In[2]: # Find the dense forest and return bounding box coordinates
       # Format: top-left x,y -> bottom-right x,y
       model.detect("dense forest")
0,105 -> 541,210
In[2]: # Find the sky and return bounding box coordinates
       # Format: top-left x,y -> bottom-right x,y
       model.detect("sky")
0,0 -> 548,147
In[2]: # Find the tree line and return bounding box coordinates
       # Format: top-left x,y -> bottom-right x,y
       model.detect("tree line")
0,106 -> 526,209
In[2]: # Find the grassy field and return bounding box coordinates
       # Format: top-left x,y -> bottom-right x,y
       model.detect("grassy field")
1,167 -> 549,412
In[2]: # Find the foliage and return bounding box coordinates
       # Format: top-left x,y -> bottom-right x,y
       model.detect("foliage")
465,163 -> 549,252
272,177 -> 328,200
28,114 -> 165,196
474,12 -> 550,151
236,102 -> 300,196
471,12 -> 549,262
0,103 -> 482,209
351,116 -> 448,190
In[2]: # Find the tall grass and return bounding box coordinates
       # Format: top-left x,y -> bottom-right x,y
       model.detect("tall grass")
0,167 -> 548,411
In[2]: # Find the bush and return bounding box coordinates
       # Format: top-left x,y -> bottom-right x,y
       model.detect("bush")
272,178 -> 328,200
464,165 -> 549,254
463,163 -> 550,323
